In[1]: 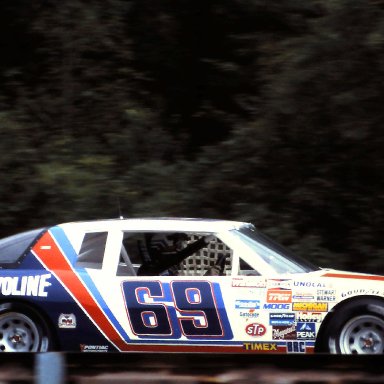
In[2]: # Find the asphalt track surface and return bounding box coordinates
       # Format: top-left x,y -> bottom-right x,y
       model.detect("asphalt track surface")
1,353 -> 384,383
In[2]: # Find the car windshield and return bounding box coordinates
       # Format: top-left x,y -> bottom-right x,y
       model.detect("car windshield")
234,227 -> 320,274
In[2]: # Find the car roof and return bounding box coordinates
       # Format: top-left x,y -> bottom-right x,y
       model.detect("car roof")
57,217 -> 252,233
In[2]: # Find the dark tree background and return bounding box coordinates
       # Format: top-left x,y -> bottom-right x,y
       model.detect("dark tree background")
0,0 -> 383,273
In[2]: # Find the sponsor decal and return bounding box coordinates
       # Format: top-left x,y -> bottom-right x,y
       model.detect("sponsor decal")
244,289 -> 264,297
316,295 -> 336,301
292,302 -> 328,312
317,289 -> 335,295
80,344 -> 109,352
243,342 -> 277,351
58,313 -> 76,329
235,299 -> 260,309
296,322 -> 316,339
316,290 -> 336,301
263,303 -> 290,310
245,323 -> 267,337
267,279 -> 292,289
240,310 -> 259,319
292,293 -> 315,301
272,325 -> 296,340
269,313 -> 295,326
296,312 -> 322,322
232,278 -> 266,288
267,288 -> 292,303
286,341 -> 306,353
0,274 -> 51,297
341,288 -> 384,298
293,281 -> 326,288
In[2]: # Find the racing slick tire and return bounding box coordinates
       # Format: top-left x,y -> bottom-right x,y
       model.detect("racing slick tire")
323,298 -> 384,354
0,303 -> 52,352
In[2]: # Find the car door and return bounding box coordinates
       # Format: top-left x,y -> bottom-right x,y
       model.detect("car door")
84,229 -> 274,352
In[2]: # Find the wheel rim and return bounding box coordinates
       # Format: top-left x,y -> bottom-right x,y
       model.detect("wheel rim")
0,312 -> 41,352
339,315 -> 384,354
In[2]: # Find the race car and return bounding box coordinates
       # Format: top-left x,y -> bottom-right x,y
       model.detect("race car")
0,218 -> 383,354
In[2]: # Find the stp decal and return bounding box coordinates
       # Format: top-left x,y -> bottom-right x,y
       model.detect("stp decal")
245,323 -> 267,337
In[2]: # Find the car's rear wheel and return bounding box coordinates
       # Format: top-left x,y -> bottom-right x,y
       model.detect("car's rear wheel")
0,304 -> 51,352
325,299 -> 384,354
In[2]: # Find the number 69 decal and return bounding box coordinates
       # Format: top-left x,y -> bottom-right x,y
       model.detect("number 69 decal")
122,280 -> 233,340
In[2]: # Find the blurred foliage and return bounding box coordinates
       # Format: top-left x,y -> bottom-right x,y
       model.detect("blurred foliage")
0,0 -> 383,273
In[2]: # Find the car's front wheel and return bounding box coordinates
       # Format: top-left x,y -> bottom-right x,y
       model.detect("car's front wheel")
325,299 -> 384,354
0,303 -> 51,352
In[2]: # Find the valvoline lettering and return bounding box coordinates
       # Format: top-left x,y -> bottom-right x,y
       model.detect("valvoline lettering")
0,274 -> 51,297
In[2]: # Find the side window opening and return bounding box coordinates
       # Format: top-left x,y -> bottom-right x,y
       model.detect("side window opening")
117,232 -> 233,277
179,235 -> 232,276
116,233 -> 147,276
76,232 -> 108,269
239,258 -> 260,276
117,242 -> 137,276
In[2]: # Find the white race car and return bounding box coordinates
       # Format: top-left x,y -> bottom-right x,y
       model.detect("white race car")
0,218 -> 382,353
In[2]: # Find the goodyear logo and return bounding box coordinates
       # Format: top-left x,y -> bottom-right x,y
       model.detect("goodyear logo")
292,302 -> 328,312
270,313 -> 295,326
